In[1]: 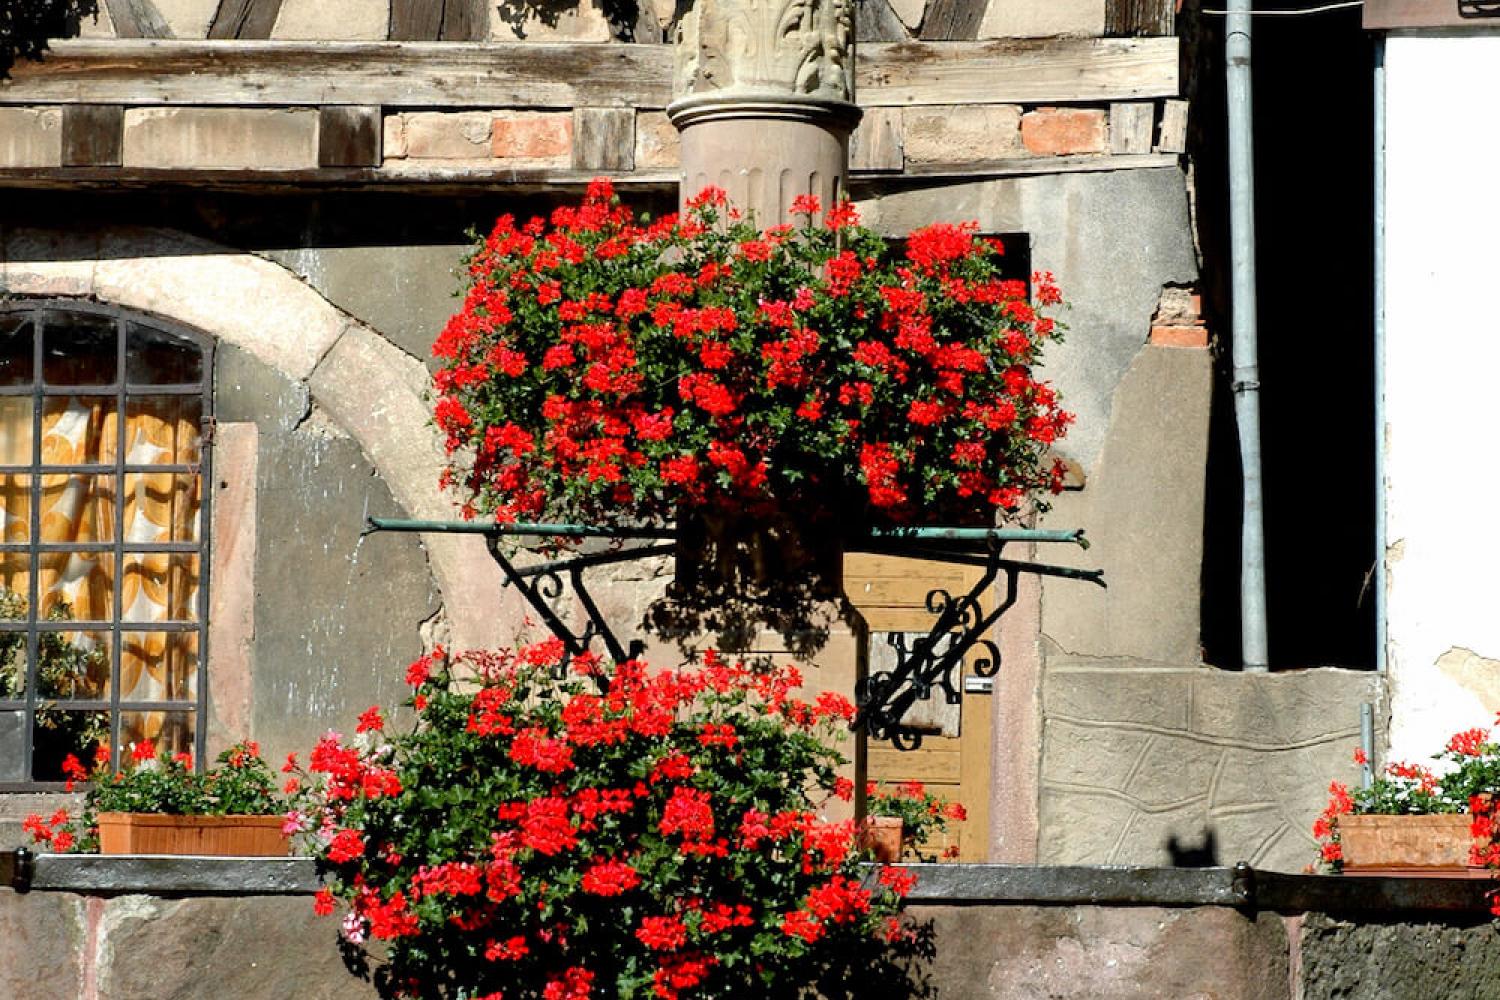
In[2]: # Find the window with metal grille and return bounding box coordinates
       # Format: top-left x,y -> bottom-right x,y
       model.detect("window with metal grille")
0,301 -> 213,787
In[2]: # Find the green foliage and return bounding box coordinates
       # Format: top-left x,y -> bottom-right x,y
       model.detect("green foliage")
23,740 -> 285,853
288,642 -> 927,1000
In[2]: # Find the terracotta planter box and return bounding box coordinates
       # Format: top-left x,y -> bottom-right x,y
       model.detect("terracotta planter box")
863,816 -> 904,863
95,813 -> 289,857
1339,814 -> 1490,878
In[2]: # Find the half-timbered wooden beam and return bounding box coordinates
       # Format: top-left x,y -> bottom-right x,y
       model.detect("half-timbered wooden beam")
0,38 -> 1180,109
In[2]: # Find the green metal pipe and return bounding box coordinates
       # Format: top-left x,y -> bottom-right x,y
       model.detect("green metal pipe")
365,517 -> 675,540
367,517 -> 1086,546
367,517 -> 1083,545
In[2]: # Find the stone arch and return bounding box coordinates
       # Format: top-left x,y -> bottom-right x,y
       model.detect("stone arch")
0,224 -> 508,650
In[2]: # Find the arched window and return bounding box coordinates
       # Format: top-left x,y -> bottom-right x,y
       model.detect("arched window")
0,301 -> 213,786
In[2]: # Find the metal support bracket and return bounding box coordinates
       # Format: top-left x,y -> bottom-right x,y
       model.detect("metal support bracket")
365,518 -> 1102,750
849,538 -> 1103,750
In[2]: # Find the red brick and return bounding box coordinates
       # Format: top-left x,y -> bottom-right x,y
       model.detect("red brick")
1150,325 -> 1209,349
491,112 -> 573,162
1020,108 -> 1107,157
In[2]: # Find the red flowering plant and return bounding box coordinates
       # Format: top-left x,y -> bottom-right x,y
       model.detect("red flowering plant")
432,179 -> 1070,535
22,740 -> 281,854
285,640 -> 928,999
866,780 -> 967,861
1312,720 -> 1500,884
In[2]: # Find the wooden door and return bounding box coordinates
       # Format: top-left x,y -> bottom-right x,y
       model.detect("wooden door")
845,552 -> 993,861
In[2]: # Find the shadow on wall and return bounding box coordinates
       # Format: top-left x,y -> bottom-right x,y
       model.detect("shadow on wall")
1167,829 -> 1221,869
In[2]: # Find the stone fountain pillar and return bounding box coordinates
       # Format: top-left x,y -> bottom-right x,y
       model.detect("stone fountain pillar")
660,0 -> 866,823
669,0 -> 861,224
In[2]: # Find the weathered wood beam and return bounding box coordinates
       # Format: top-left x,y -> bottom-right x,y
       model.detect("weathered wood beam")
1105,0 -> 1174,37
61,105 -> 125,166
207,0 -> 285,39
864,38 -> 1178,105
318,106 -> 381,167
0,38 -> 1179,109
0,153 -> 1180,193
104,0 -> 175,39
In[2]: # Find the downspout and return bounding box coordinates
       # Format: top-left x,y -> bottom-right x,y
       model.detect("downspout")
1373,35 -> 1388,675
1226,0 -> 1269,671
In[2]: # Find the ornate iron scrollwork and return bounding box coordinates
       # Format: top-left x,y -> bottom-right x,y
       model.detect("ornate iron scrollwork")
365,518 -> 1101,749
851,539 -> 1103,751
485,537 -> 672,673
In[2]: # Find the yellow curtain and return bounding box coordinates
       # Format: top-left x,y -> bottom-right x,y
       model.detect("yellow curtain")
0,392 -> 200,755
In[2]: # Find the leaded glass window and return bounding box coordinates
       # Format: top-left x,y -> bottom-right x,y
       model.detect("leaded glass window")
0,301 -> 212,786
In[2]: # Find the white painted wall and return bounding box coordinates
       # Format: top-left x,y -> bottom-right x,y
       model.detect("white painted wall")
1385,35 -> 1500,761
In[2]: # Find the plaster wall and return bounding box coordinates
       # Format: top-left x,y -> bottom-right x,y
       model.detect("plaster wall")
1384,35 -> 1500,762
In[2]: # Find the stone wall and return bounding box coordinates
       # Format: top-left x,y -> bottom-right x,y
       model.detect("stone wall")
4,885 -> 1493,1000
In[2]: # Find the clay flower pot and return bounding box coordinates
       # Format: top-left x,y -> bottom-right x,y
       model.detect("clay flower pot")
863,815 -> 904,863
95,813 -> 289,856
1338,814 -> 1486,877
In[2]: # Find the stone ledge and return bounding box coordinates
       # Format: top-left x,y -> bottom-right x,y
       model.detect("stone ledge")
9,857 -> 1496,915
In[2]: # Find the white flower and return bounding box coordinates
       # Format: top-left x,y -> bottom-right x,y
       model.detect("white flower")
341,912 -> 366,945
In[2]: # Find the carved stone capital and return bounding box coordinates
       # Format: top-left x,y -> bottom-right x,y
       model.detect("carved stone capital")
672,0 -> 856,104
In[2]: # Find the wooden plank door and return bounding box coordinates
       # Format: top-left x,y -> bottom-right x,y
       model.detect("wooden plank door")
845,552 -> 993,861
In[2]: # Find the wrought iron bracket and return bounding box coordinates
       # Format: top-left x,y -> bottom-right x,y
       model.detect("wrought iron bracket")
849,536 -> 1104,751
364,518 -> 1102,749
484,536 -> 673,669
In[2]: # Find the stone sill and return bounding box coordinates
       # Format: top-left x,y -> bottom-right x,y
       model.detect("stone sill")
7,858 -> 1496,915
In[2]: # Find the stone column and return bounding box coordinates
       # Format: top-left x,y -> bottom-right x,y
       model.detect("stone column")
669,0 -> 861,224
661,0 -> 866,822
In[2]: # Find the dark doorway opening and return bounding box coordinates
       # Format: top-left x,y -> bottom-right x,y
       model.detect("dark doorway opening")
1193,5 -> 1377,669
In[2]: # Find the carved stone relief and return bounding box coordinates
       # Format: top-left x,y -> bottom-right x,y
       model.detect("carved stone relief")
673,0 -> 855,102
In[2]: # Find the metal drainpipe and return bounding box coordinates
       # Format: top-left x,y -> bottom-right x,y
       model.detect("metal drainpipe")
1373,36 -> 1388,675
1226,0 -> 1269,671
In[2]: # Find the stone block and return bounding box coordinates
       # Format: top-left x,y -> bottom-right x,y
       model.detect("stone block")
909,904 -> 1288,1000
1188,669 -> 1382,746
901,104 -> 1023,164
205,421 -> 256,759
382,114 -> 407,159
1021,107 -> 1109,156
0,227 -> 98,298
272,0 -> 390,39
491,111 -> 574,165
1299,913 -> 1500,1000
1037,790 -> 1140,864
1041,667 -> 1384,871
121,108 -> 319,170
0,892 -> 82,998
398,111 -> 495,160
1042,718 -> 1157,790
1044,667 -> 1192,729
247,423 -> 438,765
100,896 -> 376,999
977,0 -> 1105,38
0,108 -> 63,168
634,111 -> 681,170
